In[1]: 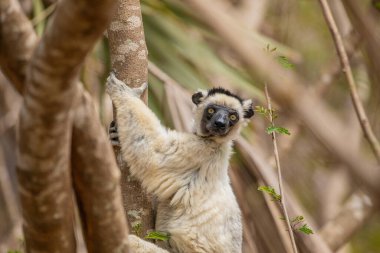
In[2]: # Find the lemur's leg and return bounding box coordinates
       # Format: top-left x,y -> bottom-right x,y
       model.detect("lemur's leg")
128,235 -> 170,253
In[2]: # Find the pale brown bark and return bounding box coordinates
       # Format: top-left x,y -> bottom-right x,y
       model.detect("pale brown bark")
0,0 -> 130,252
0,0 -> 37,93
319,192 -> 374,251
72,90 -> 129,253
107,0 -> 154,235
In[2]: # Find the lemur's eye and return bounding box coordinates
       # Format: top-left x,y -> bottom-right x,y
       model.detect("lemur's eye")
208,108 -> 215,114
229,114 -> 237,121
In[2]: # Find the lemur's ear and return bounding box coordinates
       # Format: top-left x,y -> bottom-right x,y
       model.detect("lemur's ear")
242,99 -> 254,118
192,90 -> 207,105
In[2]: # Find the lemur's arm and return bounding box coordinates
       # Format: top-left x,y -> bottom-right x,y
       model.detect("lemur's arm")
107,73 -> 208,200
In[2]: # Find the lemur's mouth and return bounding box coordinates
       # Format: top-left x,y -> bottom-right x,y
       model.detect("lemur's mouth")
206,125 -> 230,137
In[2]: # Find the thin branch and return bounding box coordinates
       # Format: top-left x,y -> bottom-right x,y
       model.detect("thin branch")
31,1 -> 56,26
264,85 -> 298,253
318,0 -> 380,163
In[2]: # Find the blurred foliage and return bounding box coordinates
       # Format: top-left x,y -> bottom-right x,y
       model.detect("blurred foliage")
352,214 -> 380,253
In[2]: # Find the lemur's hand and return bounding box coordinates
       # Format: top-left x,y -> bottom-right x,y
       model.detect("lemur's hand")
106,72 -> 148,99
108,120 -> 120,147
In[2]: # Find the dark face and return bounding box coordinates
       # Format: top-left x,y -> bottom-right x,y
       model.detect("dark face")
201,104 -> 239,136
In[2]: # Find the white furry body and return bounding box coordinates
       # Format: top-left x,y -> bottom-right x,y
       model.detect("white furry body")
107,74 -> 243,253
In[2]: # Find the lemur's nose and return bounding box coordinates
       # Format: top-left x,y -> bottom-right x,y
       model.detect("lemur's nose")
214,118 -> 227,128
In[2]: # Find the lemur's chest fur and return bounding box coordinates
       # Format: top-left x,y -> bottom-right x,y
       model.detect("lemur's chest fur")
155,142 -> 241,253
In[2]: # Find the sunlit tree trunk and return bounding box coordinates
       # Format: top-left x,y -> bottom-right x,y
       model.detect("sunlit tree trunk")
107,0 -> 154,235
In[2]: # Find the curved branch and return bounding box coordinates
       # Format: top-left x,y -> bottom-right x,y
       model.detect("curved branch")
71,90 -> 130,252
0,0 -> 37,93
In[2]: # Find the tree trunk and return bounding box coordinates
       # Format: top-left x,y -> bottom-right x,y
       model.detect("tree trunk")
107,0 -> 154,236
0,0 -> 131,252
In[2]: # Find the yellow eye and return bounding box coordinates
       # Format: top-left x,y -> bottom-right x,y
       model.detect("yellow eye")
229,114 -> 237,121
208,108 -> 215,114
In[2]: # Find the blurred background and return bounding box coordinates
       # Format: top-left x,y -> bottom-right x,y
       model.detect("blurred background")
1,0 -> 380,252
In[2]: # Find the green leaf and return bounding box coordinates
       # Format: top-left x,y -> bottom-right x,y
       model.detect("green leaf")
375,2 -> 380,10
254,106 -> 276,119
291,215 -> 305,223
145,231 -> 171,241
298,224 -> 314,235
277,56 -> 294,69
258,186 -> 281,201
254,105 -> 267,115
132,223 -> 142,236
266,126 -> 291,135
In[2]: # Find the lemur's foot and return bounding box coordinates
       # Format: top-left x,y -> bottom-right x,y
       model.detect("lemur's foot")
108,120 -> 120,147
106,72 -> 148,98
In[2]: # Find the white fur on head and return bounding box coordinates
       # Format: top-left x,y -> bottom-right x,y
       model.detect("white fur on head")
191,90 -> 253,142
242,99 -> 254,119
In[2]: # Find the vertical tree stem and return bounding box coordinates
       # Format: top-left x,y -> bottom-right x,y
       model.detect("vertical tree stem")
107,0 -> 154,235
265,84 -> 298,253
318,0 -> 380,164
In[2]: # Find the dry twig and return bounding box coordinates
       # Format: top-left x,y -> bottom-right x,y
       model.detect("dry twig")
264,85 -> 298,253
318,0 -> 380,163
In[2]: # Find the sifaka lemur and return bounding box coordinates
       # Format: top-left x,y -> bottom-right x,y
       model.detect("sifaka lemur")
106,72 -> 254,253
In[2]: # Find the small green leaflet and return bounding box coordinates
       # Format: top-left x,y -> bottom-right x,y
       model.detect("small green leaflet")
266,126 -> 291,135
291,215 -> 304,223
277,56 -> 294,69
265,43 -> 277,52
132,223 -> 142,236
258,186 -> 281,201
254,106 -> 277,120
145,231 -> 170,241
254,105 -> 269,116
298,224 -> 314,235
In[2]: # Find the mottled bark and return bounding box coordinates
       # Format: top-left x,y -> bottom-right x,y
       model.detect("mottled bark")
107,0 -> 154,235
72,90 -> 129,253
0,0 -> 37,93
